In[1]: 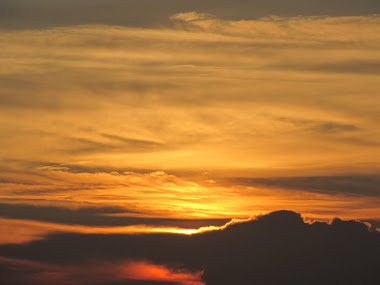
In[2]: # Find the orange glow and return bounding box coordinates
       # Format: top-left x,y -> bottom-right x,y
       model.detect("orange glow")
1,10 -> 379,285
0,257 -> 203,285
0,214 -> 257,245
0,217 -> 206,244
118,261 -> 203,285
1,15 -> 380,230
2,169 -> 380,224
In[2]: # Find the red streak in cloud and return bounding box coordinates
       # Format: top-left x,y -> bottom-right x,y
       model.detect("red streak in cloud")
118,261 -> 204,285
0,257 -> 204,285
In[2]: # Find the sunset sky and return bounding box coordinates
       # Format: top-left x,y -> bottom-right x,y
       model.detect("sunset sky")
1,1 -> 380,284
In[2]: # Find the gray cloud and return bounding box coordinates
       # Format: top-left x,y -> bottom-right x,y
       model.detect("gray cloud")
271,60 -> 380,75
1,0 -> 380,29
269,115 -> 380,147
60,135 -> 165,154
310,122 -> 360,133
331,136 -> 380,147
101,133 -> 162,147
40,162 -> 155,175
274,116 -> 361,135
0,74 -> 179,110
0,159 -> 159,176
0,203 -> 229,228
230,175 -> 380,197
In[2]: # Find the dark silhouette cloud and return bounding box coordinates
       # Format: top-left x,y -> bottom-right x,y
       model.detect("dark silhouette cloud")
95,280 -> 178,285
0,257 -> 181,285
95,282 -> 176,285
230,175 -> 380,197
1,0 -> 380,29
0,211 -> 379,284
363,219 -> 380,231
0,202 -> 229,228
202,211 -> 380,285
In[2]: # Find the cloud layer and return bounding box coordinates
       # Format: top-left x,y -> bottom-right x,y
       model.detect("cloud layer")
1,14 -> 380,178
1,0 -> 380,29
1,5 -> 379,285
0,211 -> 379,284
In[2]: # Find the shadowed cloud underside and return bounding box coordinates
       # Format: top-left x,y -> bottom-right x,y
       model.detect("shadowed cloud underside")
0,211 -> 379,285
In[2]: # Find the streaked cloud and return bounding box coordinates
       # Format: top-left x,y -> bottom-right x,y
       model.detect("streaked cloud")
1,14 -> 380,272
230,175 -> 380,196
1,167 -> 380,225
171,12 -> 216,22
1,0 -> 380,29
0,202 -> 229,228
1,3 -> 379,284
1,14 -> 380,175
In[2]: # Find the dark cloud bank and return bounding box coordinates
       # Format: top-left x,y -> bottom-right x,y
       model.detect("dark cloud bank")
1,210 -> 380,284
0,202 -> 229,228
1,0 -> 380,29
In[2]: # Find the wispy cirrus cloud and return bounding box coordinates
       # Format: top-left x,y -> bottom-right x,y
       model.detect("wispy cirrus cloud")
1,14 -> 380,240
1,15 -> 380,174
229,175 -> 380,197
1,165 -> 380,226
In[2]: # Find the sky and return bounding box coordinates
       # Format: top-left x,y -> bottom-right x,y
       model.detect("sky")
1,1 -> 380,284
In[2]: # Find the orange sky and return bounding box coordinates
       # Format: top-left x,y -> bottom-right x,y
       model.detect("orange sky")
1,5 -> 380,285
1,12 -> 380,245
